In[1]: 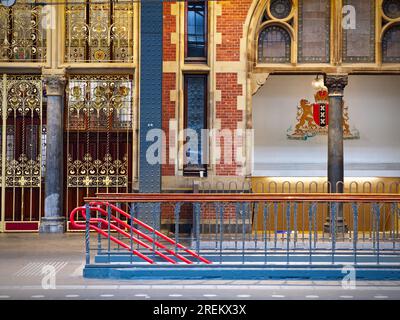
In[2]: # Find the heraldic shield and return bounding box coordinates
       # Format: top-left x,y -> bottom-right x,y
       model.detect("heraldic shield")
313,102 -> 329,127
287,88 -> 359,140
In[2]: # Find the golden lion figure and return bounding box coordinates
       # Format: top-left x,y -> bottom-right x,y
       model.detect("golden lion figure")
342,102 -> 351,136
295,99 -> 318,133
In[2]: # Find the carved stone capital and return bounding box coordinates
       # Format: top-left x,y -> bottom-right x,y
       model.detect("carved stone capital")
44,75 -> 66,96
251,72 -> 270,96
324,74 -> 348,97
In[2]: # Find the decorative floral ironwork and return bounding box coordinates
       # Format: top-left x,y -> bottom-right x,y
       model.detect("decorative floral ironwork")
0,75 -> 42,118
67,153 -> 128,187
67,75 -> 133,130
6,78 -> 41,117
0,154 -> 41,187
65,0 -> 134,62
0,3 -> 47,62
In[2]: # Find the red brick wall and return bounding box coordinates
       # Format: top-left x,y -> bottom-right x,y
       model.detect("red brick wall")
162,2 -> 177,176
215,73 -> 243,176
216,0 -> 253,61
162,72 -> 176,176
161,1 -> 254,178
163,2 -> 176,62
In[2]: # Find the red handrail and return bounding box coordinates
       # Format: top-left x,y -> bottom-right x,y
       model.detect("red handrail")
76,205 -> 193,264
70,203 -> 212,265
70,206 -> 155,264
90,201 -> 212,264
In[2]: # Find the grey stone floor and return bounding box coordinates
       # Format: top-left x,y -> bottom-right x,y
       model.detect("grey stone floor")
1,233 -> 400,300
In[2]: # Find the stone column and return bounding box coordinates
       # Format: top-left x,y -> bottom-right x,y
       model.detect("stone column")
324,74 -> 348,234
39,75 -> 66,233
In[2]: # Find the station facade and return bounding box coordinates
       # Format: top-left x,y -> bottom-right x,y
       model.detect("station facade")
0,0 -> 399,232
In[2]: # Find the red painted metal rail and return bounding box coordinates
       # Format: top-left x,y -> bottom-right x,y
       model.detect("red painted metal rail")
70,201 -> 212,265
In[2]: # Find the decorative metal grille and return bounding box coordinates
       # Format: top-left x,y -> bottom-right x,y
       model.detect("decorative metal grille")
65,0 -> 134,63
0,74 -> 45,226
0,75 -> 43,188
66,75 -> 133,189
67,75 -> 133,130
67,153 -> 128,188
0,2 -> 47,62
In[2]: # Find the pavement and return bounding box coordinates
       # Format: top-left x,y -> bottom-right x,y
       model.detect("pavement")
1,233 -> 400,300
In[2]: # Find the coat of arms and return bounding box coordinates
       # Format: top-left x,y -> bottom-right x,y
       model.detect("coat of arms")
287,88 -> 359,140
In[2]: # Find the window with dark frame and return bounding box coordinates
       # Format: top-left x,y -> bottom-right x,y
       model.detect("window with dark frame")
185,1 -> 207,62
183,74 -> 208,177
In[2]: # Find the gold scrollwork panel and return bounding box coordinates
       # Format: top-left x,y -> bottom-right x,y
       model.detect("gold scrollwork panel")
65,75 -> 134,230
0,75 -> 45,231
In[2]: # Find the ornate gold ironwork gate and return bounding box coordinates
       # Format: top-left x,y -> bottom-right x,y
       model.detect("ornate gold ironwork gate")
0,74 -> 45,232
65,75 -> 134,230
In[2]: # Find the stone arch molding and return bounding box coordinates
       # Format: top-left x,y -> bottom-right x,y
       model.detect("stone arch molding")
243,0 -> 272,134
246,0 -> 271,96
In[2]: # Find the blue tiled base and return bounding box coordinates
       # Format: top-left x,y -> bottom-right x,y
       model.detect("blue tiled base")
83,264 -> 400,280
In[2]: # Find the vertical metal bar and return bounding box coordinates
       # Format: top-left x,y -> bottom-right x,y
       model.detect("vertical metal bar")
293,202 -> 298,250
152,203 -> 157,261
174,202 -> 182,256
352,202 -> 358,265
372,203 -> 376,252
331,202 -> 337,265
391,203 -> 396,250
116,202 -> 121,252
130,203 -> 134,264
38,79 -> 43,223
396,204 -> 399,245
374,203 -> 381,265
214,202 -> 218,251
242,202 -> 246,265
322,202 -> 326,241
362,202 -> 366,241
301,202 -> 305,242
85,204 -> 90,265
194,202 -> 201,264
286,201 -> 291,265
107,205 -> 111,263
219,203 -> 224,264
1,74 -> 7,232
235,202 -> 240,251
263,202 -> 268,264
228,200 -> 232,244
308,202 -> 315,265
274,202 -> 278,250
97,208 -> 102,255
313,203 -> 318,249
253,202 -> 259,249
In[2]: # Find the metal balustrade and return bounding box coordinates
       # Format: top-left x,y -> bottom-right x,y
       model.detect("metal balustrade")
71,193 -> 400,269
